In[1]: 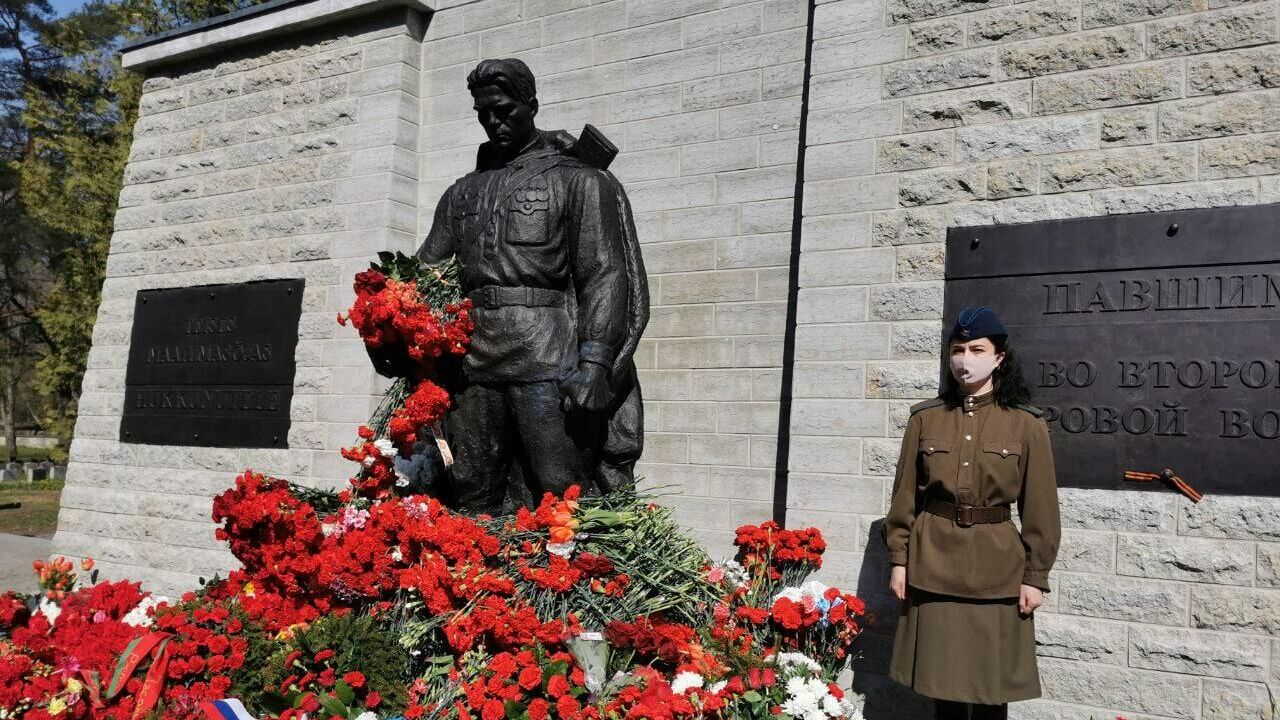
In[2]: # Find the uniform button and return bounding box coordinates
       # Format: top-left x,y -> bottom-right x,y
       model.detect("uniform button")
967,411 -> 974,416
927,446 -> 934,452
1002,449 -> 1009,456
524,203 -> 532,211
965,435 -> 972,441
962,461 -> 970,467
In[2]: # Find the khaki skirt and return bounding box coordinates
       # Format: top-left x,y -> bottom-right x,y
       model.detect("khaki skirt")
889,589 -> 1040,705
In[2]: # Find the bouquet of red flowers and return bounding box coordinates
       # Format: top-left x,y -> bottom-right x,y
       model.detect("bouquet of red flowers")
339,252 -> 473,374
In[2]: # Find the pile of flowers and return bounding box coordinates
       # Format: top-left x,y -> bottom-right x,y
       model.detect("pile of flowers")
0,256 -> 873,720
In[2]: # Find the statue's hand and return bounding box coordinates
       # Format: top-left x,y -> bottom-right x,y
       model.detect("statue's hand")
560,362 -> 611,414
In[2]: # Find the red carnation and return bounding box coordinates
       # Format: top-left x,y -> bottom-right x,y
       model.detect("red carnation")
342,671 -> 366,688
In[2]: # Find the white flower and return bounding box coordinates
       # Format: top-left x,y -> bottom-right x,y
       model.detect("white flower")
390,546 -> 404,563
546,541 -> 576,558
776,652 -> 822,674
670,671 -> 704,695
354,712 -> 379,720
373,438 -> 396,457
122,595 -> 171,627
36,597 -> 60,626
708,680 -> 727,694
822,694 -> 843,717
362,455 -> 376,468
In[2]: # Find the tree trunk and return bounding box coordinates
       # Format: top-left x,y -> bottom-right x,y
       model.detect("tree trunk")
3,369 -> 16,463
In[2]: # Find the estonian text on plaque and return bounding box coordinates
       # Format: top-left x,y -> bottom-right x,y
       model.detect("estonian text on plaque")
119,279 -> 304,448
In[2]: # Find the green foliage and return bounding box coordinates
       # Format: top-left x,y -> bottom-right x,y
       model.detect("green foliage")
490,491 -> 720,631
6,0 -> 277,451
259,613 -> 413,716
227,605 -> 286,706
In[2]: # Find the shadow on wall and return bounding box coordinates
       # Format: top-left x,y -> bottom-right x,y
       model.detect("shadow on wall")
852,519 -> 934,720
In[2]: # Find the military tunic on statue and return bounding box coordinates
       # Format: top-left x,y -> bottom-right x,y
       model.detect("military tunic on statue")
415,131 -> 643,512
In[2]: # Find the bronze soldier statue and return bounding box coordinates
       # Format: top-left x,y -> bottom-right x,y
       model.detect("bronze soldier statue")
376,58 -> 648,514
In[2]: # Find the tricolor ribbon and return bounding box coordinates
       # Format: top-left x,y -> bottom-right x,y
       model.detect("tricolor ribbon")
200,698 -> 258,720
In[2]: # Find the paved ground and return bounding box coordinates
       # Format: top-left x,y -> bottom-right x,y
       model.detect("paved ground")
0,534 -> 50,593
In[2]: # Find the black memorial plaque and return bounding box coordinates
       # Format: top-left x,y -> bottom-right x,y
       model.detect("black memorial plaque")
945,204 -> 1280,496
120,279 -> 304,448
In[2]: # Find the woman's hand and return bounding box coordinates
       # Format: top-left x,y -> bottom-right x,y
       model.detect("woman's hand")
1018,584 -> 1043,615
889,565 -> 907,602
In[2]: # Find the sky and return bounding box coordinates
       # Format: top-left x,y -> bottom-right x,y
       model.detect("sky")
48,0 -> 87,18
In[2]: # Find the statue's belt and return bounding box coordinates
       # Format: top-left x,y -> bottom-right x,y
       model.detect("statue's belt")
467,285 -> 566,309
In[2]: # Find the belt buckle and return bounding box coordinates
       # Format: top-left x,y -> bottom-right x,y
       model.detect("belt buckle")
955,504 -> 975,528
484,286 -> 499,308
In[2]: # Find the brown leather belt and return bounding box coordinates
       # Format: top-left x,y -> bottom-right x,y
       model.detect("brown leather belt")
925,499 -> 1011,528
467,286 -> 565,309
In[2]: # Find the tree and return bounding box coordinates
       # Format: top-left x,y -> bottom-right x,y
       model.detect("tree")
4,0 -> 271,457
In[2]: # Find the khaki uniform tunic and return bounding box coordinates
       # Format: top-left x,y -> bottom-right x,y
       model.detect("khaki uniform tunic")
883,391 -> 1061,704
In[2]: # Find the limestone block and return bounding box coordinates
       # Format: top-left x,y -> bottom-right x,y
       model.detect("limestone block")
907,19 -> 963,57
968,0 -> 1078,46
871,208 -> 947,246
1180,495 -> 1280,541
795,323 -> 891,362
807,102 -> 901,145
1037,658 -> 1200,719
887,0 -> 1019,25
1159,90 -> 1280,141
865,362 -> 938,399
901,81 -> 1032,132
1034,613 -> 1128,664
1258,543 -> 1280,587
798,247 -> 894,288
1201,679 -> 1274,720
1057,572 -> 1188,624
1001,26 -> 1143,79
987,158 -> 1038,198
1200,133 -> 1280,179
812,28 -> 905,74
1129,625 -> 1269,681
895,243 -> 945,282
899,165 -> 986,206
955,115 -> 1099,161
1100,107 -> 1156,146
1034,60 -> 1183,114
875,130 -> 953,172
883,48 -> 996,98
1040,145 -> 1197,193
1055,529 -> 1116,572
869,282 -> 943,321
890,321 -> 942,360
1083,0 -> 1199,29
1147,3 -> 1278,59
1189,45 -> 1280,96
1093,178 -> 1257,215
788,358 -> 870,397
1191,585 -> 1280,634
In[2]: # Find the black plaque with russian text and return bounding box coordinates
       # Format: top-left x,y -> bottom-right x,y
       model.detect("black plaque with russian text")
945,204 -> 1280,496
120,279 -> 304,448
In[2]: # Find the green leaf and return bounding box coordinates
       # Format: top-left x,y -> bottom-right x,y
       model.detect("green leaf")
334,680 -> 355,706
260,692 -> 294,715
503,700 -> 527,720
743,691 -> 763,703
319,693 -> 350,719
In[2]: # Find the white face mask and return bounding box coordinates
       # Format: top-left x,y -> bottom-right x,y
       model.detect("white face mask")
950,352 -> 1001,387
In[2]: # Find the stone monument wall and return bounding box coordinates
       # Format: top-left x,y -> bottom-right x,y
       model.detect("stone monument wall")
58,0 -> 1280,716
795,2 -> 1280,718
58,4 -> 429,591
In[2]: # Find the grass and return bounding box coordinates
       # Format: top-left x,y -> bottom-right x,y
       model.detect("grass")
0,445 -> 59,463
0,479 -> 64,538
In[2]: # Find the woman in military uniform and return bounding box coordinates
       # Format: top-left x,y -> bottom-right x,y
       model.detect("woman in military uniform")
883,307 -> 1061,720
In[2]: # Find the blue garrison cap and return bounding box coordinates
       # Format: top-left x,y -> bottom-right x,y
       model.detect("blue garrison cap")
949,307 -> 1007,342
